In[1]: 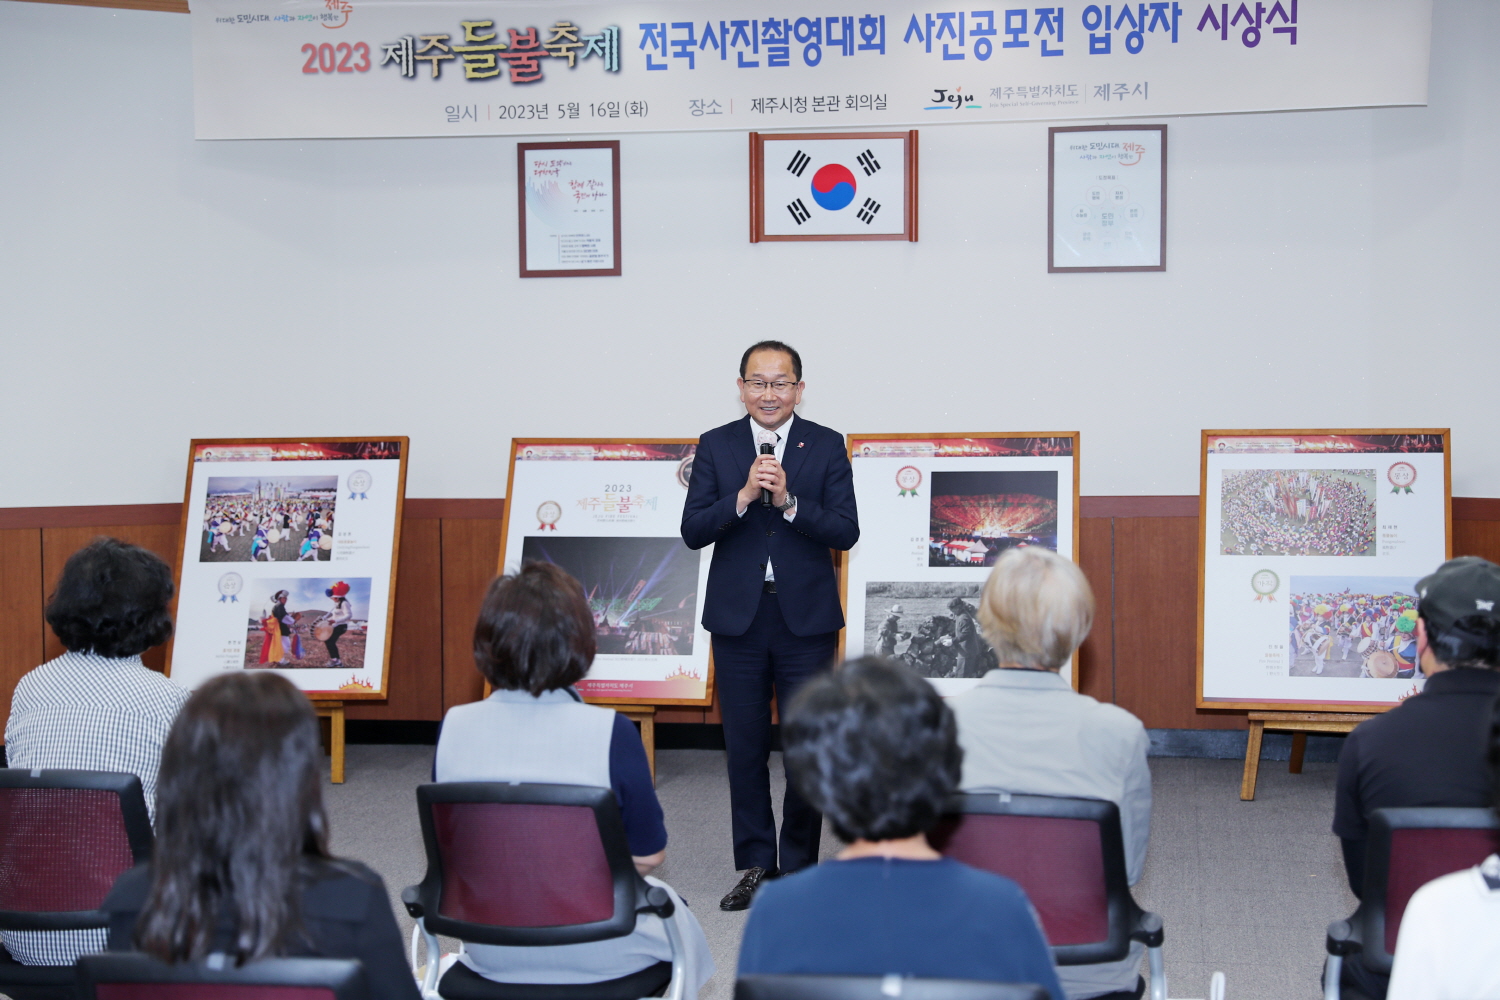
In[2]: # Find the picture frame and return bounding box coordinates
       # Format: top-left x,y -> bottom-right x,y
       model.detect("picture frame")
517,140 -> 622,277
1048,124 -> 1166,272
496,438 -> 715,707
1196,428 -> 1452,713
842,432 -> 1081,695
750,131 -> 918,243
166,437 -> 409,700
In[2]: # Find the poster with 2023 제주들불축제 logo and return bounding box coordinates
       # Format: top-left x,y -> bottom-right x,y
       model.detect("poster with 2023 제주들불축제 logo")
168,438 -> 408,699
499,440 -> 713,705
1197,430 -> 1450,712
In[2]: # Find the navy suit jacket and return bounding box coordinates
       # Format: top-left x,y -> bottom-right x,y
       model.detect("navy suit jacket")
682,415 -> 858,637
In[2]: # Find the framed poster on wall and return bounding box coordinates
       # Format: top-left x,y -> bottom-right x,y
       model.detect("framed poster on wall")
843,433 -> 1080,696
750,131 -> 918,242
1048,124 -> 1166,272
1197,429 -> 1451,712
167,437 -> 408,698
518,140 -> 621,277
498,439 -> 714,705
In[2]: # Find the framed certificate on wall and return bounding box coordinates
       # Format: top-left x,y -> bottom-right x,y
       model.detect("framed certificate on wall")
1197,429 -> 1451,712
1048,124 -> 1166,272
518,140 -> 622,277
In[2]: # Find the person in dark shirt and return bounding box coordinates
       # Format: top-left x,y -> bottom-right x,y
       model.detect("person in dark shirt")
738,657 -> 1064,1000
102,672 -> 419,1000
1331,556 -> 1500,1000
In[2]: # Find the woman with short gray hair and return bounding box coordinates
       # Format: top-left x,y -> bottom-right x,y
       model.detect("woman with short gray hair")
950,546 -> 1153,1000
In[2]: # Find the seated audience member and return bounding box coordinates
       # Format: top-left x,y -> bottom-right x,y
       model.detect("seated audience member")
433,562 -> 714,995
1332,556 -> 1500,1000
101,672 -> 419,1000
3,537 -> 189,967
948,547 -> 1151,1000
1386,699 -> 1500,1000
738,656 -> 1065,1000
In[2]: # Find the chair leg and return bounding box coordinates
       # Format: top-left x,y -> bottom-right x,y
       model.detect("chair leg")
659,906 -> 688,1000
1323,955 -> 1342,1000
411,918 -> 443,999
1147,945 -> 1166,1000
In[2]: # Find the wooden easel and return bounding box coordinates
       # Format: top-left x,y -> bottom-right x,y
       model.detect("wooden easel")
1239,710 -> 1377,800
313,701 -> 346,784
616,705 -> 658,783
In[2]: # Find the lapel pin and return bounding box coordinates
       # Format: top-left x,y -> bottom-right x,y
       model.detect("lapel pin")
797,442 -> 804,448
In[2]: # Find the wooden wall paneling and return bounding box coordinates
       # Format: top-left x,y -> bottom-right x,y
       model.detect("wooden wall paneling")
40,524 -> 180,670
1454,519 -> 1500,564
346,518 -> 443,721
439,517 -> 506,711
1076,517 -> 1115,704
0,529 -> 46,726
1112,516 -> 1242,731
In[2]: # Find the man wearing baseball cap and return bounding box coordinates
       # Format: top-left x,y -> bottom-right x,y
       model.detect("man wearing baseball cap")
1330,556 -> 1500,1000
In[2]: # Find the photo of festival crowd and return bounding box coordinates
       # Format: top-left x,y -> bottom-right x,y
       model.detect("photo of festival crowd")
928,470 -> 1059,567
864,581 -> 997,679
1287,576 -> 1420,679
200,476 -> 337,563
244,577 -> 370,671
1219,469 -> 1376,557
520,536 -> 700,656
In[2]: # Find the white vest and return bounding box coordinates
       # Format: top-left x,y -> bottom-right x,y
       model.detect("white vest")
434,687 -> 613,788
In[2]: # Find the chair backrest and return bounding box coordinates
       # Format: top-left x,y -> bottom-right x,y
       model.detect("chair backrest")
0,769 -> 153,931
76,953 -> 366,1000
1359,807 -> 1500,970
929,793 -> 1135,965
735,974 -> 1048,1000
411,782 -> 639,947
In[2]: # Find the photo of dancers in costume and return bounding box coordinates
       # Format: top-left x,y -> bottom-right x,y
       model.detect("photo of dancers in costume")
1220,469 -> 1376,557
243,578 -> 370,670
519,536 -> 700,656
863,581 -> 999,679
1287,576 -> 1422,679
199,476 -> 337,563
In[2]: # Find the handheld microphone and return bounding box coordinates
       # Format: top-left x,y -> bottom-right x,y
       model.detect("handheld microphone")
758,433 -> 777,508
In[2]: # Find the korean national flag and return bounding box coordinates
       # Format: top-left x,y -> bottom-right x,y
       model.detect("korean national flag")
762,138 -> 907,237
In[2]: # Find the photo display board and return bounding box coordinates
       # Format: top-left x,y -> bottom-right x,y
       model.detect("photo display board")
168,438 -> 408,698
499,440 -> 713,705
1198,430 -> 1451,712
844,433 -> 1080,696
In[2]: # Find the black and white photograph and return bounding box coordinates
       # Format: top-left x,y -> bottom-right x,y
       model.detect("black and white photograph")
929,470 -> 1059,566
199,475 -> 337,563
1219,469 -> 1376,557
863,581 -> 996,679
521,535 -> 700,655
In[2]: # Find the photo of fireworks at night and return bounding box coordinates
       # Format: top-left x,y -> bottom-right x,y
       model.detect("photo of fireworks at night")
929,470 -> 1060,567
520,536 -> 701,655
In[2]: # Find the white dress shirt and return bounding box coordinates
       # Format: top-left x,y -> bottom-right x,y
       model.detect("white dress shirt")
737,414 -> 798,582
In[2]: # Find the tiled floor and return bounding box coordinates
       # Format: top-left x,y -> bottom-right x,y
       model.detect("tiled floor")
323,746 -> 1355,1000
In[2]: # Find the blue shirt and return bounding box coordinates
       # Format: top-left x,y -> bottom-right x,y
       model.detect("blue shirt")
738,856 -> 1064,1000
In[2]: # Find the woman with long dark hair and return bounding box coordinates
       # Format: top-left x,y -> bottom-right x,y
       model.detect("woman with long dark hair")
101,672 -> 418,999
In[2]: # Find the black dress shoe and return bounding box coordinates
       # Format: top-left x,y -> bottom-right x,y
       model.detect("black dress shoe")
719,866 -> 776,911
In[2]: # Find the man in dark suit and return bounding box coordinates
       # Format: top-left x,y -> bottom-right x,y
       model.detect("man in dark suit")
681,341 -> 859,910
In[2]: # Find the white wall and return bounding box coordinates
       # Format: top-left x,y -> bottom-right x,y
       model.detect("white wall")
2,1 -> 1496,506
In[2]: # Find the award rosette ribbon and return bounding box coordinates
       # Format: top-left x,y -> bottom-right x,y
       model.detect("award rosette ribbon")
218,572 -> 243,603
1251,569 -> 1279,603
1387,462 -> 1417,494
537,501 -> 562,531
347,469 -> 372,500
896,465 -> 922,497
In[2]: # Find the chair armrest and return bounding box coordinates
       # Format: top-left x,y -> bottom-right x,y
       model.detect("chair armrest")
1130,911 -> 1164,948
1325,919 -> 1362,957
401,885 -> 424,919
635,882 -> 675,919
